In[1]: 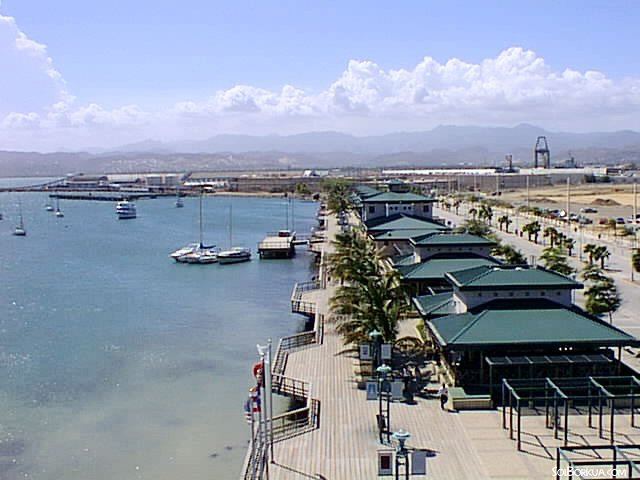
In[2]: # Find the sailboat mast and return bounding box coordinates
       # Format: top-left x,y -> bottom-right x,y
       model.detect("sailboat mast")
285,197 -> 289,231
199,193 -> 203,247
229,204 -> 233,248
291,197 -> 294,233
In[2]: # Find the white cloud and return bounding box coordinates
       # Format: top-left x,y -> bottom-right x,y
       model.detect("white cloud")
2,12 -> 640,153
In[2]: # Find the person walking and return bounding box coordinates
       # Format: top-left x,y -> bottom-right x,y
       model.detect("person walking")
438,383 -> 449,411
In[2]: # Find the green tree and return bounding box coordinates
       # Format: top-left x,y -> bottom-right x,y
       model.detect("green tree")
562,237 -> 576,257
497,215 -> 512,232
478,204 -> 493,224
323,179 -> 353,214
456,219 -> 490,237
540,246 -> 575,276
592,245 -> 611,269
583,243 -> 597,265
492,241 -> 527,265
633,249 -> 640,276
453,199 -> 461,215
543,226 -> 559,247
522,221 -> 541,243
295,183 -> 312,196
469,207 -> 478,220
581,265 -> 621,323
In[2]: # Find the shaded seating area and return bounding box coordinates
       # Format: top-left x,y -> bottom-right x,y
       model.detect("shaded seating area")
502,376 -> 640,452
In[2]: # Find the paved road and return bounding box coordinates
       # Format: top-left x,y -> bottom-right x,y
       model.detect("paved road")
434,204 -> 640,371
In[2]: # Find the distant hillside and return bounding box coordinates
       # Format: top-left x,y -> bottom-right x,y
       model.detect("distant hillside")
2,124 -> 640,177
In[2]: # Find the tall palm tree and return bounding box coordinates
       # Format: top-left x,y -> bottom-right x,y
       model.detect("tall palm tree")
543,226 -> 559,247
563,237 -> 576,257
469,207 -> 478,220
522,221 -> 541,243
592,245 -> 611,269
453,199 -> 461,215
478,204 -> 493,225
497,215 -> 512,232
540,246 -> 575,276
583,243 -> 597,265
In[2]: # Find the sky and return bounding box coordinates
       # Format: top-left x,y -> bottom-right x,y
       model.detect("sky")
1,0 -> 639,151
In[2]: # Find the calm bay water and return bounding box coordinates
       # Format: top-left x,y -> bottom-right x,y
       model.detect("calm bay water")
0,184 -> 317,480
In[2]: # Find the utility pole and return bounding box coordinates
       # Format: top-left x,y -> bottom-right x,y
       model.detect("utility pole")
566,177 -> 571,236
526,176 -> 530,209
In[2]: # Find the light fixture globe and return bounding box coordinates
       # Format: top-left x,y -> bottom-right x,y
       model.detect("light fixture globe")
376,364 -> 392,377
392,429 -> 411,451
369,329 -> 382,340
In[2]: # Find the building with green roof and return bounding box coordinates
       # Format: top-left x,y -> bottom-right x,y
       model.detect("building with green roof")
398,254 -> 501,294
410,232 -> 496,262
361,191 -> 436,221
412,265 -> 638,396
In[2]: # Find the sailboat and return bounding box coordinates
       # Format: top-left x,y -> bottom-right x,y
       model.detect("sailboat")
218,205 -> 251,265
55,198 -> 64,217
171,193 -> 219,264
175,186 -> 184,208
13,201 -> 26,236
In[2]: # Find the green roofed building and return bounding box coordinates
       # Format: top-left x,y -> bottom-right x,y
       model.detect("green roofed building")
410,232 -> 496,262
412,265 -> 638,397
366,213 -> 449,257
361,191 -> 437,221
398,254 -> 501,294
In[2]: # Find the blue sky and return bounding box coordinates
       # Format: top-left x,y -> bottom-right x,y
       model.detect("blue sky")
1,0 -> 639,150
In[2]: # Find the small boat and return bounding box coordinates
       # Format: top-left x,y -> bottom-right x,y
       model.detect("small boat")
45,200 -> 54,212
218,205 -> 251,264
55,198 -> 64,218
170,242 -> 201,260
116,200 -> 137,219
13,202 -> 26,236
172,193 -> 217,264
218,246 -> 251,264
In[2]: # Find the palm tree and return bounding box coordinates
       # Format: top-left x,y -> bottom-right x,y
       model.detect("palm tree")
583,243 -> 597,265
469,207 -> 478,220
478,204 -> 493,225
328,230 -> 378,283
331,270 -> 409,343
562,237 -> 576,257
453,199 -> 461,215
497,215 -> 512,232
324,179 -> 353,214
522,221 -> 541,243
592,245 -> 611,269
543,226 -> 559,247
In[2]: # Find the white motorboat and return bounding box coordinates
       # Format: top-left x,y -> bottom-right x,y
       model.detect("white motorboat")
170,242 -> 201,260
217,246 -> 251,264
45,201 -> 54,212
116,200 -> 137,219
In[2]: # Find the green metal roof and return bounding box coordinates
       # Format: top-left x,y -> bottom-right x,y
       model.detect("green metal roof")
428,300 -> 638,348
413,292 -> 457,317
398,256 -> 500,281
353,185 -> 380,198
445,265 -> 581,291
412,232 -> 495,247
391,254 -> 417,266
373,229 -> 443,241
362,191 -> 436,203
366,214 -> 448,232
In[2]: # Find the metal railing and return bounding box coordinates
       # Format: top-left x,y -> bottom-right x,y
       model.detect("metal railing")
290,281 -> 321,315
240,302 -> 324,480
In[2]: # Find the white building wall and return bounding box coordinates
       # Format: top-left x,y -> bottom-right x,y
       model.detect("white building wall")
456,288 -> 573,311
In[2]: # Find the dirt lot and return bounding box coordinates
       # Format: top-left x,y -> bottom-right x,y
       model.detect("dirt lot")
500,183 -> 639,222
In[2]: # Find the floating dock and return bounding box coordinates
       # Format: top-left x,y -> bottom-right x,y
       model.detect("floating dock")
258,230 -> 297,259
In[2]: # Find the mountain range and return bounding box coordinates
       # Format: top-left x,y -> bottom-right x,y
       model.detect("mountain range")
2,124 -> 640,177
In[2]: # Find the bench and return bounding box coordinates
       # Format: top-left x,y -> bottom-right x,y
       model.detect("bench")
449,387 -> 493,411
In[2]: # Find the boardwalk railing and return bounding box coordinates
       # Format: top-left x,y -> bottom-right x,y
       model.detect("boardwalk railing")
240,310 -> 324,480
290,280 -> 321,315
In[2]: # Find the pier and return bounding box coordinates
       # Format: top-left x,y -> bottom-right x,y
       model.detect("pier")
258,231 -> 297,259
241,208 -> 556,480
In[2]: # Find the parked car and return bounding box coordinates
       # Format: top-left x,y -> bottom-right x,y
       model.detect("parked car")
581,207 -> 598,213
616,217 -> 626,225
598,218 -> 609,225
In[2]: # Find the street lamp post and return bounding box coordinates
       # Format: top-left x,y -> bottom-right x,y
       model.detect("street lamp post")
377,363 -> 392,444
369,329 -> 383,370
392,429 -> 411,480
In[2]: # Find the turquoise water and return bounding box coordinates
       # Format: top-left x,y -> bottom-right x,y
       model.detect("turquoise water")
0,186 -> 317,480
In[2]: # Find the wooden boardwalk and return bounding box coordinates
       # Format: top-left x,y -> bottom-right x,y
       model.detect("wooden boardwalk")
264,212 -> 563,479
